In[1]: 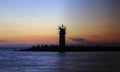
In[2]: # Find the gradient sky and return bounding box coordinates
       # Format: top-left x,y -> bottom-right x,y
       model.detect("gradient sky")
0,0 -> 120,45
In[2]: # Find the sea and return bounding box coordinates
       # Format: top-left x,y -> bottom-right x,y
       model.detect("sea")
0,47 -> 120,72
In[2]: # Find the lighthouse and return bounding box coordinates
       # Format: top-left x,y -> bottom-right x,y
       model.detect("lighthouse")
58,24 -> 66,48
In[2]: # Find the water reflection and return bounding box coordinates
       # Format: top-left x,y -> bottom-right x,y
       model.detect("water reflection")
0,51 -> 120,72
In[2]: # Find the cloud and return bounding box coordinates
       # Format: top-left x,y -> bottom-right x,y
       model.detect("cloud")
70,38 -> 88,42
91,35 -> 99,38
0,40 -> 5,42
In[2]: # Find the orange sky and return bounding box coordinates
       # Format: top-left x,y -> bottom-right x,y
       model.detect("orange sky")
0,0 -> 120,46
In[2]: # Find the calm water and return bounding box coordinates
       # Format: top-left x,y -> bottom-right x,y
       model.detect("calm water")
0,50 -> 120,72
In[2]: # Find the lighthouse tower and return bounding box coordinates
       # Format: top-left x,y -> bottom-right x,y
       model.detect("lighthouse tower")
58,24 -> 66,47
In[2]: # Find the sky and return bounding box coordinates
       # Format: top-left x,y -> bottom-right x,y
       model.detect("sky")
0,0 -> 120,46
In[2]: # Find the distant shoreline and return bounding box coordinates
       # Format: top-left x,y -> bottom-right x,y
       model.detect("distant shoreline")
16,45 -> 120,52
17,50 -> 120,52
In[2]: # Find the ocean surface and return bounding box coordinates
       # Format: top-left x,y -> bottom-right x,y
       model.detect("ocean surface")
0,48 -> 120,72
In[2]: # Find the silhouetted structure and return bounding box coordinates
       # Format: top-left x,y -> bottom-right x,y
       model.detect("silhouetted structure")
58,24 -> 66,48
17,45 -> 120,52
16,25 -> 120,52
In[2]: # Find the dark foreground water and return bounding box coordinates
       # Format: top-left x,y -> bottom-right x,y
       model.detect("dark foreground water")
0,51 -> 120,72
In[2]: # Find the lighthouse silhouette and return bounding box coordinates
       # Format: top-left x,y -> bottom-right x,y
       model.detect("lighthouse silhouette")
58,24 -> 66,48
